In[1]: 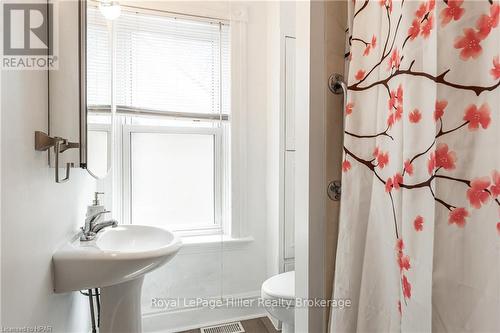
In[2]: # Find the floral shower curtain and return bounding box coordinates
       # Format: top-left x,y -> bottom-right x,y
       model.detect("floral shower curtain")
330,0 -> 499,331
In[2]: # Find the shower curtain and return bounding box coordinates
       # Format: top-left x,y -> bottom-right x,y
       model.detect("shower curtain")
330,0 -> 499,332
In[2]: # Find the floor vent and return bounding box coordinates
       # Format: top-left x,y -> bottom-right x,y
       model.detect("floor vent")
200,321 -> 245,333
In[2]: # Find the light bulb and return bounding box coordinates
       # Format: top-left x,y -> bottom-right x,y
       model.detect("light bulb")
99,1 -> 121,20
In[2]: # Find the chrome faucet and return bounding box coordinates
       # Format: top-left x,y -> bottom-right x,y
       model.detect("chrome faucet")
92,219 -> 118,233
80,210 -> 117,241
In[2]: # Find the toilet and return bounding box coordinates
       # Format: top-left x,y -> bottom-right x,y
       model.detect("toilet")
261,271 -> 295,333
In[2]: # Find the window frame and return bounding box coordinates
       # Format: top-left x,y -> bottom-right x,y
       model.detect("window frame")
122,123 -> 225,235
87,4 -> 250,239
112,8 -> 231,237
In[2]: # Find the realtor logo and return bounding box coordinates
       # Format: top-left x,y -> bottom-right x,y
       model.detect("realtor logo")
2,2 -> 58,69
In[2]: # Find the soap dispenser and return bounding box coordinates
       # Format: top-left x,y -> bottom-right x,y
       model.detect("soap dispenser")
87,192 -> 106,223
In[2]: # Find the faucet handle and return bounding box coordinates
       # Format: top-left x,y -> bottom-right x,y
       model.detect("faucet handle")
79,227 -> 96,241
92,210 -> 111,220
86,210 -> 111,228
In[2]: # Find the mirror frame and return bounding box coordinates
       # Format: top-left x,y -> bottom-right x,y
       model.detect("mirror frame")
79,0 -> 87,169
79,0 -> 113,179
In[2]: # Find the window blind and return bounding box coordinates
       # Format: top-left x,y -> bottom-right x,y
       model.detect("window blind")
87,6 -> 112,107
115,11 -> 231,116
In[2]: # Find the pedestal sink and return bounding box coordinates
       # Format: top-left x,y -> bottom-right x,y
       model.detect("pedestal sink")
53,225 -> 182,333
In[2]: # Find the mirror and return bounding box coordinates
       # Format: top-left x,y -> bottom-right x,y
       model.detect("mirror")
80,0 -> 113,179
48,0 -> 82,170
48,0 -> 112,180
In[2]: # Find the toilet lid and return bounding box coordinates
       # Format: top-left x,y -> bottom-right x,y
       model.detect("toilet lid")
261,271 -> 295,300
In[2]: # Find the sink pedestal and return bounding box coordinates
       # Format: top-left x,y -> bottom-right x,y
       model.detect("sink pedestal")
53,225 -> 182,332
100,276 -> 145,333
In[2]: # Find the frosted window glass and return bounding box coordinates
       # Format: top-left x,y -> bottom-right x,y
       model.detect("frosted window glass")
131,132 -> 215,228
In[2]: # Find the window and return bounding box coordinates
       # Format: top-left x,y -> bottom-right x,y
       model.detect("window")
131,131 -> 215,226
87,8 -> 113,179
115,11 -> 230,115
88,7 -> 231,234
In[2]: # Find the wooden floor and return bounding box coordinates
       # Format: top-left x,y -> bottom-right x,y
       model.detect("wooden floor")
177,317 -> 279,333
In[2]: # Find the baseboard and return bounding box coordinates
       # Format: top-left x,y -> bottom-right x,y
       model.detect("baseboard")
142,291 -> 267,333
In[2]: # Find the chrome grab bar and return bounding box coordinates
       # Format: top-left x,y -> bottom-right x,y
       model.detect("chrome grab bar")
328,73 -> 347,132
327,73 -> 347,201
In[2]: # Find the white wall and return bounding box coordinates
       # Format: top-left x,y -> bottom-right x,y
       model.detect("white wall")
294,1 -> 311,330
140,2 -> 271,330
266,0 -> 298,281
265,0 -> 282,282
1,69 -> 96,332
295,1 -> 330,332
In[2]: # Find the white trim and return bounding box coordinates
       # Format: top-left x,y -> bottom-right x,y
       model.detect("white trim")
87,123 -> 112,131
278,33 -> 286,275
88,0 -> 238,24
111,115 -> 125,223
89,105 -> 230,122
110,14 -> 121,224
142,290 -> 265,333
105,2 -> 248,23
178,235 -> 254,255
214,126 -> 223,231
280,35 -> 298,271
294,2 -> 310,332
144,290 -> 260,316
121,121 -> 132,225
119,5 -> 230,25
229,18 -> 248,238
295,2 -> 328,332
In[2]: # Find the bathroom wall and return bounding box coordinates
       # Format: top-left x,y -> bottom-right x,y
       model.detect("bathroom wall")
1,2 -> 269,329
294,1 -> 312,331
265,0 -> 297,281
324,0 -> 347,328
1,68 -> 96,332
266,0 -> 282,282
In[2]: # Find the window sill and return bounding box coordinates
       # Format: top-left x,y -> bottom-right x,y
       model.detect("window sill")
177,234 -> 254,255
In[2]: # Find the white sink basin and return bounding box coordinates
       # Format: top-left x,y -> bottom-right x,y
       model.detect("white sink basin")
52,225 -> 182,333
53,225 -> 182,292
97,225 -> 176,253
